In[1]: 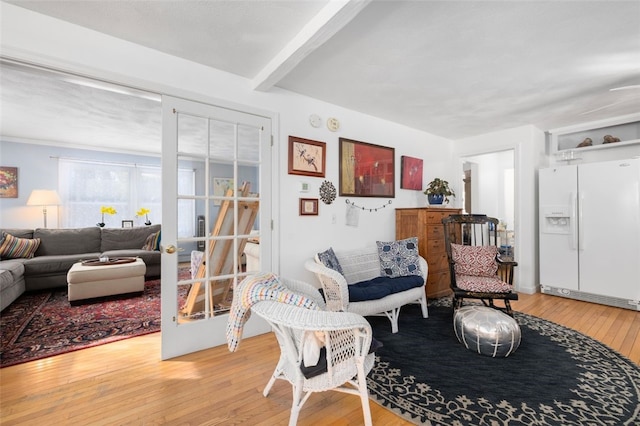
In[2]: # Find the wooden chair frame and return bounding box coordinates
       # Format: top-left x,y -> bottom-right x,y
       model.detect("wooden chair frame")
442,214 -> 518,316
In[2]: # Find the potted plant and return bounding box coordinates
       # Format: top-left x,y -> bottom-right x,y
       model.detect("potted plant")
424,178 -> 455,205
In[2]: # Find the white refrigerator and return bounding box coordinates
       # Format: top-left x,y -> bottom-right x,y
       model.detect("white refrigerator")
539,158 -> 640,310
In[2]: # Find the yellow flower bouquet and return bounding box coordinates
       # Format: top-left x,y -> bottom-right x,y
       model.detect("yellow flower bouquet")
136,208 -> 152,226
97,206 -> 117,227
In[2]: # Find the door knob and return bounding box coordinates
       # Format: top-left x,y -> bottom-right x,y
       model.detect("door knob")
164,245 -> 183,254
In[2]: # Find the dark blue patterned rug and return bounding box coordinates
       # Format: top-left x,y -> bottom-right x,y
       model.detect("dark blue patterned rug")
366,301 -> 640,426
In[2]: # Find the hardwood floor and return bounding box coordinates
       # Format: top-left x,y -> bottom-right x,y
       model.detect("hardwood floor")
1,292 -> 638,425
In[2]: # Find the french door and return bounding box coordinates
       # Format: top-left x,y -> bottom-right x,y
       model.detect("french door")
160,96 -> 272,359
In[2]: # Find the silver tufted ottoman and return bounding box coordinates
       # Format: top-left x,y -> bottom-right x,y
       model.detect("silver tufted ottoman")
453,305 -> 521,357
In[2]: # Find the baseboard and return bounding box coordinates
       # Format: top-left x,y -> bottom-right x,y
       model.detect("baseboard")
541,285 -> 640,311
515,283 -> 538,295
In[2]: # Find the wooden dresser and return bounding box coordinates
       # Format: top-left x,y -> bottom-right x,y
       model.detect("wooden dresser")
395,207 -> 461,299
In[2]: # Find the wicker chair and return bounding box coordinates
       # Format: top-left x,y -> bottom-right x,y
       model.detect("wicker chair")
253,277 -> 375,426
442,214 -> 518,316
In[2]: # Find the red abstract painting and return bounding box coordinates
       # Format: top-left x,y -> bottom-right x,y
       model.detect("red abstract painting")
400,156 -> 423,190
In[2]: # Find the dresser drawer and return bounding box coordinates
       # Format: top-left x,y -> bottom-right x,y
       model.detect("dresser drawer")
426,238 -> 445,254
426,270 -> 451,298
427,252 -> 449,271
426,224 -> 444,240
425,210 -> 451,224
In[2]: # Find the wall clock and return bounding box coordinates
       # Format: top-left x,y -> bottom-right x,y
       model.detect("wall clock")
327,117 -> 340,132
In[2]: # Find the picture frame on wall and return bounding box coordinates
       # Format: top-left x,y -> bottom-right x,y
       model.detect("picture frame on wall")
122,220 -> 134,228
400,155 -> 423,190
0,166 -> 18,198
299,198 -> 319,216
288,136 -> 326,178
339,138 -> 395,197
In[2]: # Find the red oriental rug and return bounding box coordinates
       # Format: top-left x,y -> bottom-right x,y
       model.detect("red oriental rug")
1,272 -> 187,368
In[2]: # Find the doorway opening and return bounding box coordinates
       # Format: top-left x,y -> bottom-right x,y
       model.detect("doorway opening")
461,149 -> 515,255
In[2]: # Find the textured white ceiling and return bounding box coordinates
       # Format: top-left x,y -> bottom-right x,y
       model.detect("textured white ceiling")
279,1 -> 640,138
1,0 -> 639,153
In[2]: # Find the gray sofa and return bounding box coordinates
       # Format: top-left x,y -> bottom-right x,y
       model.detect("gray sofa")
0,225 -> 161,311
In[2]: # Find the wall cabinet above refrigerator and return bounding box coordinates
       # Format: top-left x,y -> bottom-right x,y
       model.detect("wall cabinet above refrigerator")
547,113 -> 640,159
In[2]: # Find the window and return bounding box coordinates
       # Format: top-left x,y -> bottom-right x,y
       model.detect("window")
59,159 -> 195,237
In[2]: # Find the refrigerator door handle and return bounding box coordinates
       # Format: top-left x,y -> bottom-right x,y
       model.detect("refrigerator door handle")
578,192 -> 585,251
571,192 -> 578,250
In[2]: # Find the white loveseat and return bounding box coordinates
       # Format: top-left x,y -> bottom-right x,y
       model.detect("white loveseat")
304,241 -> 428,333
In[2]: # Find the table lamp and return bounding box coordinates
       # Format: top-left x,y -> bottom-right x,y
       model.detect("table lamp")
27,189 -> 61,228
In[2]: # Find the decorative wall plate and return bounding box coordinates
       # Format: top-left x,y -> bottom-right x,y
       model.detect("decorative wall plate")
309,114 -> 321,128
319,180 -> 337,204
327,117 -> 340,132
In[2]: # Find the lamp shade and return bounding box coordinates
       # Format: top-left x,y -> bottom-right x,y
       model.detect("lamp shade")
27,190 -> 61,206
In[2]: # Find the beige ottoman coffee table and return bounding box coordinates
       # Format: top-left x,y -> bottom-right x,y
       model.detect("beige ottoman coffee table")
67,257 -> 147,304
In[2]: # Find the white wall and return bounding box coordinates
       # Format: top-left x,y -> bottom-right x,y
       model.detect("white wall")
0,141 -> 162,229
455,125 -> 546,294
0,3 -> 455,284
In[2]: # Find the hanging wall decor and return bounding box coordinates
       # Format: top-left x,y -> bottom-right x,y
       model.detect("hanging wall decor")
400,155 -> 423,190
339,138 -> 395,197
288,136 -> 326,178
0,167 -> 18,198
319,180 -> 336,204
299,198 -> 319,216
345,199 -> 392,212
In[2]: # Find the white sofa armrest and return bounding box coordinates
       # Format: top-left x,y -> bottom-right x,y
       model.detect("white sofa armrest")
304,259 -> 350,312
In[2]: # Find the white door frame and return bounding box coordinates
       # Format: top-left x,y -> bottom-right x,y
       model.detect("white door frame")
160,95 -> 274,360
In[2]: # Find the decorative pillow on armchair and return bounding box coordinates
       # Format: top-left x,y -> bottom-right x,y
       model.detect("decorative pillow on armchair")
451,243 -> 498,277
376,237 -> 421,278
317,247 -> 345,275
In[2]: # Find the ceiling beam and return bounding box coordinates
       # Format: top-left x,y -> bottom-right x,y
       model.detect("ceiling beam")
252,0 -> 371,92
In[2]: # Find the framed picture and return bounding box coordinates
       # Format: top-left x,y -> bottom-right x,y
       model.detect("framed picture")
339,138 -> 395,197
288,136 -> 326,178
0,167 -> 18,198
122,220 -> 134,228
299,198 -> 319,216
213,177 -> 234,205
400,156 -> 423,190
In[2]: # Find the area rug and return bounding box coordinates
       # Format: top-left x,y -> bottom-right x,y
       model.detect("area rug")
1,271 -> 188,368
366,301 -> 640,426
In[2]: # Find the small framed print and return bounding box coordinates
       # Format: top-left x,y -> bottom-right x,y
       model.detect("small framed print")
122,220 -> 134,228
299,198 -> 319,216
288,136 -> 326,178
0,167 -> 18,198
400,155 -> 423,190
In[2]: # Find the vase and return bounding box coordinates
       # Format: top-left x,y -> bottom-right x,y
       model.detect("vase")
96,222 -> 105,227
427,194 -> 444,205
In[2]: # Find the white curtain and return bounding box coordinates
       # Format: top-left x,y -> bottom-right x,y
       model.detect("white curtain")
58,159 -> 194,237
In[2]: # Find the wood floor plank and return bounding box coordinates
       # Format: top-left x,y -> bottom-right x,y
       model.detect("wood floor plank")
1,292 -> 637,425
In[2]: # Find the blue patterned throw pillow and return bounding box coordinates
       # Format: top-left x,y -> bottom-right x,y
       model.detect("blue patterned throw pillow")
317,247 -> 345,275
376,237 -> 421,278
